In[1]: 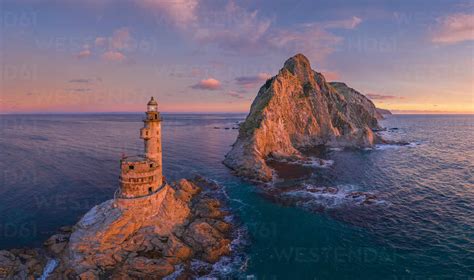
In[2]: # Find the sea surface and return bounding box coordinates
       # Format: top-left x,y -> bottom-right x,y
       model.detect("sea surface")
0,113 -> 473,279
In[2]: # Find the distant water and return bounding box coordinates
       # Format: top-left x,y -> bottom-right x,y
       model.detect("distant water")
0,113 -> 473,279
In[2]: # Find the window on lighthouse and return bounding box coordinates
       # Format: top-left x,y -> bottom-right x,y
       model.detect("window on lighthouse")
148,105 -> 157,112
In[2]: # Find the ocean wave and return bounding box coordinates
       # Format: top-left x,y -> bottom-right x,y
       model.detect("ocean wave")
299,158 -> 334,168
363,142 -> 422,151
38,259 -> 58,280
273,156 -> 334,168
280,184 -> 386,209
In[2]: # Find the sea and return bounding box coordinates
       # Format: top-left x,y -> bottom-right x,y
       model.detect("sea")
0,113 -> 472,279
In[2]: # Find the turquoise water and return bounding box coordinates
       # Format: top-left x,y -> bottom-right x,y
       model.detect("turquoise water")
0,114 -> 473,279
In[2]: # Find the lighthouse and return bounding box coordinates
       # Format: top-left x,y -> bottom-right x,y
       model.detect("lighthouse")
140,97 -> 163,171
118,97 -> 164,199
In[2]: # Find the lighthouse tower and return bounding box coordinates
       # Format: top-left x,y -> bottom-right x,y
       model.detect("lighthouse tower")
118,97 -> 164,199
140,97 -> 163,172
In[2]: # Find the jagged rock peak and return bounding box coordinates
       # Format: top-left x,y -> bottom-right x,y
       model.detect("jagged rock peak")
282,53 -> 314,83
224,54 -> 383,182
329,81 -> 348,87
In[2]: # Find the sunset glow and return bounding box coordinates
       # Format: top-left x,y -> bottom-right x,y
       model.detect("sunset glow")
1,0 -> 473,114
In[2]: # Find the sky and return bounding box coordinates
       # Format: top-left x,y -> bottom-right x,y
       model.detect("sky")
1,0 -> 473,113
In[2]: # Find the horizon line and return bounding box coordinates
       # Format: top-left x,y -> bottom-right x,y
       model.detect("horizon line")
1,111 -> 473,115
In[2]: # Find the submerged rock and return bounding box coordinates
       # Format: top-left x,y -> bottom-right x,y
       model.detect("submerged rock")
224,53 -> 383,182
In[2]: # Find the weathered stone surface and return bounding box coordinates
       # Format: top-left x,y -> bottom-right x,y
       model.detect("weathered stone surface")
120,257 -> 174,278
44,233 -> 69,255
183,220 -> 231,263
4,177 -> 234,279
224,53 -> 383,181
0,249 -> 46,280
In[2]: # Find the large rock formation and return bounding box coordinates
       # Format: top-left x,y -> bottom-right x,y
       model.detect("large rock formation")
376,107 -> 392,116
224,54 -> 383,182
0,177 -> 236,279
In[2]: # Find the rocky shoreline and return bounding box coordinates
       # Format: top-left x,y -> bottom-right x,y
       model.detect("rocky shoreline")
0,176 -> 244,279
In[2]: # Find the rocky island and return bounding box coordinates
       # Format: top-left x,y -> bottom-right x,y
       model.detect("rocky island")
224,54 -> 385,182
0,99 -> 239,279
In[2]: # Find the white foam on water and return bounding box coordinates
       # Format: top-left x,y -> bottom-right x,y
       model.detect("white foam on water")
282,184 -> 385,209
194,222 -> 249,279
37,259 -> 58,280
301,158 -> 334,168
375,142 -> 421,150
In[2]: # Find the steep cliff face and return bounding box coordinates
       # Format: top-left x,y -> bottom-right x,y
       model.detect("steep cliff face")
224,54 -> 382,182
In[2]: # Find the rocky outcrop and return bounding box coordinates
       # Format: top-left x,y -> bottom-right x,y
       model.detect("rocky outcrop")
224,54 -> 383,182
0,249 -> 47,279
376,108 -> 392,116
0,177 -> 236,279
328,82 -> 384,120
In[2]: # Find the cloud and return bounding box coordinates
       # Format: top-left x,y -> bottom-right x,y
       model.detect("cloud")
66,88 -> 92,93
132,2 -> 360,64
89,27 -> 132,62
235,72 -> 272,87
75,49 -> 91,59
226,91 -> 244,99
95,27 -> 131,50
69,79 -> 91,83
192,3 -> 356,63
191,78 -> 222,90
366,93 -> 400,100
68,77 -> 102,84
95,37 -> 107,47
432,13 -> 474,44
137,0 -> 198,27
102,50 -> 126,62
193,2 -> 272,52
322,16 -> 362,30
110,27 -> 131,50
269,26 -> 344,63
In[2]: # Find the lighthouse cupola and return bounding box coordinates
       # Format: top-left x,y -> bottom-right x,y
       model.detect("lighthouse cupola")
147,96 -> 158,112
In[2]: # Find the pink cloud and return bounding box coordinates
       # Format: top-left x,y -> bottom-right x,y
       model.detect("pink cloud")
75,49 -> 91,59
432,13 -> 474,44
102,51 -> 126,62
95,28 -> 132,50
95,37 -> 107,47
110,27 -> 131,50
138,0 -> 198,27
366,93 -> 401,100
193,2 -> 271,52
267,27 -> 343,63
191,3 -> 356,64
135,1 -> 358,64
226,91 -> 245,99
235,72 -> 272,88
191,78 -> 222,90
